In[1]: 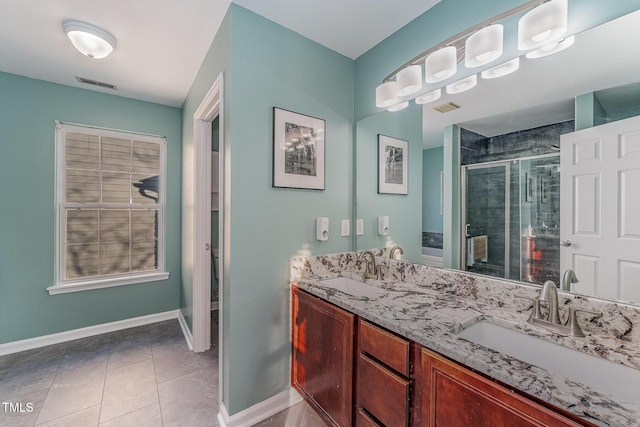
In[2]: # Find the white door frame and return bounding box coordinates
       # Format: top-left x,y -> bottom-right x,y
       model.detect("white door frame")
193,73 -> 224,353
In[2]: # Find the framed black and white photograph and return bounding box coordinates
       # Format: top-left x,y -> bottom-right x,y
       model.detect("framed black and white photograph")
273,107 -> 325,190
378,134 -> 408,195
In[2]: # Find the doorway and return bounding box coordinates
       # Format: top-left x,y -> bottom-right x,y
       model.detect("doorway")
191,73 -> 224,415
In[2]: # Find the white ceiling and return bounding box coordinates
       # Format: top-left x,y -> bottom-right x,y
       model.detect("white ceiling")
234,0 -> 441,59
0,0 -> 440,108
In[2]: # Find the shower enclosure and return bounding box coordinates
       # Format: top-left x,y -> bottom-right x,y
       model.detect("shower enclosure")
461,154 -> 560,284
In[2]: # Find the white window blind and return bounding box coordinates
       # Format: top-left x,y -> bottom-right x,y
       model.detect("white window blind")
51,123 -> 168,294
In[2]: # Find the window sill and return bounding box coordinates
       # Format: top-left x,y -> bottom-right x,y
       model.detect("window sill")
48,272 -> 170,295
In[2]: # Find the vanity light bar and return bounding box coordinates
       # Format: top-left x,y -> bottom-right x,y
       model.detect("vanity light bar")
381,0 -> 544,83
377,0 -> 577,111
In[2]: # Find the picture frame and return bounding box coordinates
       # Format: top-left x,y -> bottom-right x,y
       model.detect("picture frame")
272,107 -> 325,190
378,134 -> 408,195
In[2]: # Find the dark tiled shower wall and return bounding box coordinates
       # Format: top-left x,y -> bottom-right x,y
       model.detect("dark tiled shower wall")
422,232 -> 443,249
461,121 -> 574,165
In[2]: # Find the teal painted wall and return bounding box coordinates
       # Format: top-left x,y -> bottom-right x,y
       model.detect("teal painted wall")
355,107 -> 422,262
183,5 -> 354,415
224,5 -> 354,414
0,72 -> 182,344
422,147 -> 444,234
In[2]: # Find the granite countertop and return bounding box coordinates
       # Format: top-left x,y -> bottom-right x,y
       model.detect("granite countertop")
290,253 -> 640,427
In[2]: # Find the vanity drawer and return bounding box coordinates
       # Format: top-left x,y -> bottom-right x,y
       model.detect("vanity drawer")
359,319 -> 410,376
357,353 -> 410,427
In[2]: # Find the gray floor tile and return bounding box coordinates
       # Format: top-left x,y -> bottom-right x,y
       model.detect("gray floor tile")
60,334 -> 111,371
0,353 -> 20,383
7,345 -> 66,377
100,358 -> 158,423
252,401 -> 326,427
158,370 -> 217,427
99,403 -> 162,427
108,328 -> 152,371
0,365 -> 59,400
0,389 -> 48,427
148,320 -> 183,344
151,338 -> 200,384
35,361 -> 107,424
35,404 -> 100,427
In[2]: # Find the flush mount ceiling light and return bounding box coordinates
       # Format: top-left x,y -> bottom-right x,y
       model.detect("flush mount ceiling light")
481,57 -> 520,79
63,20 -> 117,59
525,35 -> 574,59
446,74 -> 478,94
387,101 -> 409,112
396,65 -> 423,96
415,88 -> 442,105
465,24 -> 504,68
425,46 -> 457,83
375,81 -> 399,109
518,0 -> 568,50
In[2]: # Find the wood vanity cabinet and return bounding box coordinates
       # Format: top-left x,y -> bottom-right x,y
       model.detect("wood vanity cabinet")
413,347 -> 589,427
356,319 -> 410,427
292,286 -> 593,427
291,286 -> 354,427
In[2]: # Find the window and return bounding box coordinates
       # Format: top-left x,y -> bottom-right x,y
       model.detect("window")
49,122 -> 168,294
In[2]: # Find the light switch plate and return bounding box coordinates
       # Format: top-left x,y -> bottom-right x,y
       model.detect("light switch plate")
340,219 -> 350,237
356,219 -> 364,236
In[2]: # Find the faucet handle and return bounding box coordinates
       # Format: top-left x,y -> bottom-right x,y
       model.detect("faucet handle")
565,307 -> 601,337
515,295 -> 542,321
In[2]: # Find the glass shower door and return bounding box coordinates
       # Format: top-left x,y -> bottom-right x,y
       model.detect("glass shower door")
463,163 -> 509,278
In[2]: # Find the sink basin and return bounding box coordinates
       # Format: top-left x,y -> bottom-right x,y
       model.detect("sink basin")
457,321 -> 640,402
319,277 -> 382,298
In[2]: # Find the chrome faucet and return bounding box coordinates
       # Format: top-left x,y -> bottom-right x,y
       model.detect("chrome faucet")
358,250 -> 380,280
389,245 -> 404,260
540,280 -> 561,325
521,280 -> 601,337
561,269 -> 579,292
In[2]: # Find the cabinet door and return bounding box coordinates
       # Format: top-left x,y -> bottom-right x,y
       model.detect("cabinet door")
416,347 -> 588,427
292,287 -> 354,427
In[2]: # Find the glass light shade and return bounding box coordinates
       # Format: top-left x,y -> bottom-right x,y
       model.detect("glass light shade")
525,35 -> 575,59
518,0 -> 568,50
375,81 -> 399,108
63,20 -> 117,59
481,57 -> 520,79
415,88 -> 442,105
387,101 -> 409,112
465,24 -> 504,68
446,74 -> 477,94
396,65 -> 422,96
425,46 -> 457,83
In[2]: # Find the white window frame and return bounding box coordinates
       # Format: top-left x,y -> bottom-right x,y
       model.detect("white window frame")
48,122 -> 169,295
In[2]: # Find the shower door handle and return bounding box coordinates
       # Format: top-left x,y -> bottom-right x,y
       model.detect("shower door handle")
465,224 -> 471,237
560,240 -> 572,247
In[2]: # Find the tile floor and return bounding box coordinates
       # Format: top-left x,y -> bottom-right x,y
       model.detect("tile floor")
0,315 -> 324,427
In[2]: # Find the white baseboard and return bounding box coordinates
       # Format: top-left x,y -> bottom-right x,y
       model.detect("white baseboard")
177,309 -> 194,351
0,310 -> 180,356
217,388 -> 302,427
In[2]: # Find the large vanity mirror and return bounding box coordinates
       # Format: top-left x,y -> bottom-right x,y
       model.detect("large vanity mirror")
355,9 -> 640,305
